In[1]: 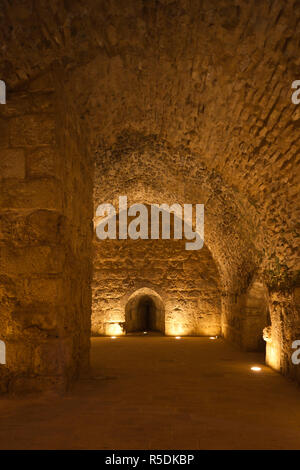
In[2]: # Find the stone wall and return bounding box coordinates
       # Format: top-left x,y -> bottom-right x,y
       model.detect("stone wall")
266,288 -> 300,383
92,237 -> 221,337
125,288 -> 165,334
221,280 -> 269,352
0,0 -> 299,388
0,71 -> 94,393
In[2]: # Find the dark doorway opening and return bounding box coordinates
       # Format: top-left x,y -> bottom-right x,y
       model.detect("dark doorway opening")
137,296 -> 156,331
125,290 -> 165,334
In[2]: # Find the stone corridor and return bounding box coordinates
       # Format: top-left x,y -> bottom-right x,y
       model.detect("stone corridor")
0,0 -> 299,451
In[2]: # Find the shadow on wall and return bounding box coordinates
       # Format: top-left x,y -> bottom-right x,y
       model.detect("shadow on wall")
125,288 -> 165,334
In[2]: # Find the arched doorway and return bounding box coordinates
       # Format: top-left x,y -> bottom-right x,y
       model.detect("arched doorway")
125,288 -> 165,334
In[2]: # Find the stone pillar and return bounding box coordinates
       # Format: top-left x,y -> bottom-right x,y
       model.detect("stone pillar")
221,291 -> 244,347
266,288 -> 300,384
221,281 -> 269,352
241,280 -> 268,351
0,74 -> 93,393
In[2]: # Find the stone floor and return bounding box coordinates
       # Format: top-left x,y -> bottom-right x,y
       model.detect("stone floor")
0,336 -> 299,449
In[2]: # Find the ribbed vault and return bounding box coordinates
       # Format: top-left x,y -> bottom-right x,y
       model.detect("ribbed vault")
0,0 -> 299,391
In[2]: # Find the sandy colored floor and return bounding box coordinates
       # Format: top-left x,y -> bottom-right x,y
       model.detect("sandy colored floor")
0,336 -> 299,449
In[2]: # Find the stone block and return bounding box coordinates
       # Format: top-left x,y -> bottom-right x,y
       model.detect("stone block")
0,178 -> 64,210
27,147 -> 57,178
0,148 -> 25,179
0,245 -> 66,275
10,115 -> 55,147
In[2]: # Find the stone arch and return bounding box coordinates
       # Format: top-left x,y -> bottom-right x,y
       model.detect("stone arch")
94,203 -> 204,251
125,288 -> 165,334
0,1 -> 298,390
92,200 -> 222,337
93,153 -> 257,343
94,167 -> 252,291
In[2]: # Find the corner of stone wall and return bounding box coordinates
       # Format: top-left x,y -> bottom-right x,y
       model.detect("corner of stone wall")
0,71 -> 93,394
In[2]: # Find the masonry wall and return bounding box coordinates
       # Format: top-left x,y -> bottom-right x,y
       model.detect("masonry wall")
0,0 -> 299,389
91,237 -> 221,337
221,279 -> 269,352
266,288 -> 300,383
0,72 -> 93,393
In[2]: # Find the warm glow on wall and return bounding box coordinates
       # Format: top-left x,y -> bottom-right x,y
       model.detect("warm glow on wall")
167,323 -> 186,336
106,322 -> 124,336
266,342 -> 281,371
263,326 -> 272,343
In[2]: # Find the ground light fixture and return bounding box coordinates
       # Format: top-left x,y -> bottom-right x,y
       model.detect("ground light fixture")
111,336 -> 117,339
175,336 -> 181,340
251,366 -> 262,372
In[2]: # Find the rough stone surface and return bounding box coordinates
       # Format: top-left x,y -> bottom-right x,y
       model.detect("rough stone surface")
92,237 -> 221,336
0,0 -> 299,391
